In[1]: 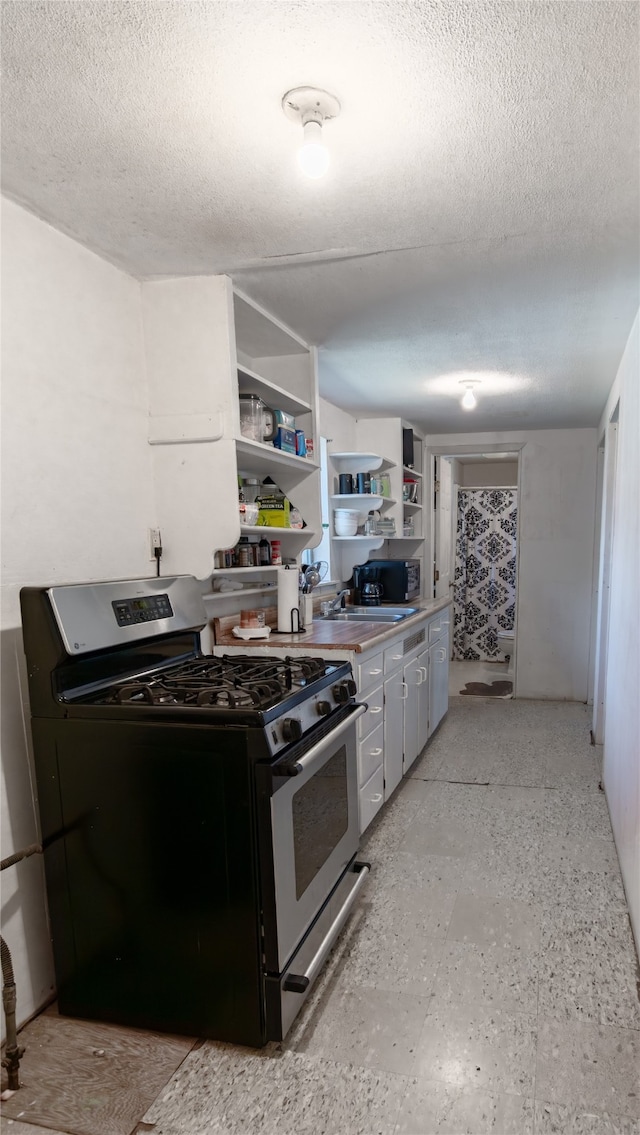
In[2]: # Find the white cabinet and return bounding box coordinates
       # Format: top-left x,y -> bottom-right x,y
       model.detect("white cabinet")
356,645 -> 387,833
402,643 -> 429,774
428,628 -> 450,737
359,765 -> 385,834
352,417 -> 426,590
141,276 -> 322,580
383,667 -> 405,799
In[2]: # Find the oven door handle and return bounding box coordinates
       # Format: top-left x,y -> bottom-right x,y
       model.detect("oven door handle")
283,862 -> 370,993
281,703 -> 368,777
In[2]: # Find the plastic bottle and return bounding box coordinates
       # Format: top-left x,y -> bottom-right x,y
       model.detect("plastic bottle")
271,540 -> 282,566
237,537 -> 253,567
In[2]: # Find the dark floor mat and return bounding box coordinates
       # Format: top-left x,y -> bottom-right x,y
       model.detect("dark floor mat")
460,680 -> 513,697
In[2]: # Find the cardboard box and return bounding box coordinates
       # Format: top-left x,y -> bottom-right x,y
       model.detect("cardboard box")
257,494 -> 290,528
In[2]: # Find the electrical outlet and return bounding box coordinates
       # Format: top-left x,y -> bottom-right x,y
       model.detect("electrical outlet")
149,528 -> 162,560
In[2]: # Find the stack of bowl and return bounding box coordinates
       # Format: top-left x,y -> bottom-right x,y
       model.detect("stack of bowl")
334,508 -> 360,536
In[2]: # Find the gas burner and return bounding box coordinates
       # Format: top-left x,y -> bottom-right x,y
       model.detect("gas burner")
97,653 -> 339,713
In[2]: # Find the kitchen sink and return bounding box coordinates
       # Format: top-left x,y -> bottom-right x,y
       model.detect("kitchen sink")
322,606 -> 419,623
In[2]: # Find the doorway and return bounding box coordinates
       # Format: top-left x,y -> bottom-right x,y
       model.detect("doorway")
432,449 -> 521,699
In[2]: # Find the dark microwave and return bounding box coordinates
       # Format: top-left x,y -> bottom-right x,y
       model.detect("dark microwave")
359,559 -> 421,603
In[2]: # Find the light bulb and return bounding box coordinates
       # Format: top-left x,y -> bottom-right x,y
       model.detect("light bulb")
298,120 -> 330,179
461,387 -> 477,410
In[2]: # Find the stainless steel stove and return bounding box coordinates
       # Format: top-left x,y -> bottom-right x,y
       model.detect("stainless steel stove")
20,575 -> 369,1045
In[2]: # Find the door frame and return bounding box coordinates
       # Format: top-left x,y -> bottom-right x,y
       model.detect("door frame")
591,407 -> 619,745
427,442 -> 524,694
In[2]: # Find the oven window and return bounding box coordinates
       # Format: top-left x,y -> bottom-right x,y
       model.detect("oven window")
292,746 -> 349,899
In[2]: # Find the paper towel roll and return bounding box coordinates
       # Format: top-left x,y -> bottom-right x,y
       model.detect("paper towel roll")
277,566 -> 301,633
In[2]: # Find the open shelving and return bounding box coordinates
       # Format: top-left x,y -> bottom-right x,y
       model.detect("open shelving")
237,364 -> 312,418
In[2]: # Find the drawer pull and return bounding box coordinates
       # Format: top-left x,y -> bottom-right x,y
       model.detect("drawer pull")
369,747 -> 382,756
368,668 -> 382,675
369,793 -> 383,804
401,682 -> 408,700
370,705 -> 383,714
391,653 -> 402,660
419,666 -> 428,681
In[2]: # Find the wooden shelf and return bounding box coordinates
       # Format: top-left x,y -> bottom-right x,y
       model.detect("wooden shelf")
235,437 -> 318,480
237,365 -> 312,417
211,565 -> 280,575
330,494 -> 384,508
240,525 -> 316,538
332,536 -> 385,544
203,585 -> 277,601
329,452 -> 393,475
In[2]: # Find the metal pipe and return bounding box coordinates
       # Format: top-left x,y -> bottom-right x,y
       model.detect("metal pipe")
1,842 -> 42,1090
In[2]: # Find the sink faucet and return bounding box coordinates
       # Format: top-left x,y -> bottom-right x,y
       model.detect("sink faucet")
325,589 -> 350,614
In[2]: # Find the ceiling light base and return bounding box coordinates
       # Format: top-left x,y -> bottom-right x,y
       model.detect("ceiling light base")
282,87 -> 341,127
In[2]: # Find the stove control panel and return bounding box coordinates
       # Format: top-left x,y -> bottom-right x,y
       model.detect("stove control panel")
267,672 -> 357,757
112,594 -> 173,627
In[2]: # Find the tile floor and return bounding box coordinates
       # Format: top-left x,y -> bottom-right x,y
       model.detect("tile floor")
2,697 -> 639,1135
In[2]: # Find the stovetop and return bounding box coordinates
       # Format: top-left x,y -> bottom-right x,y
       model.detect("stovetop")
61,653 -> 356,756
92,654 -> 340,712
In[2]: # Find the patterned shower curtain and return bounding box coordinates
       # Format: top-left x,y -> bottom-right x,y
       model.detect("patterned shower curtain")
453,488 -> 518,661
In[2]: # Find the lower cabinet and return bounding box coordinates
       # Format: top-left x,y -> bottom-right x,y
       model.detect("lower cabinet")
428,629 -> 450,737
402,644 -> 430,774
383,668 -> 404,799
356,605 -> 451,833
359,764 -> 385,833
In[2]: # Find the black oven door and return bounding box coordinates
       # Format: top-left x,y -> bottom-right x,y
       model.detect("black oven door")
266,704 -> 365,972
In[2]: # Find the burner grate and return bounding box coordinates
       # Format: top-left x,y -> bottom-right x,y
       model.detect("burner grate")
95,654 -> 335,711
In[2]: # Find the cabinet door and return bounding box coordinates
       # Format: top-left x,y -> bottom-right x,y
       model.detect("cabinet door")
383,670 -> 405,799
402,657 -> 422,773
417,645 -> 430,754
428,630 -> 450,737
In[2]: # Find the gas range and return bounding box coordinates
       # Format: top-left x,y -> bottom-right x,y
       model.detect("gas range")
19,574 -> 369,1045
77,653 -> 356,756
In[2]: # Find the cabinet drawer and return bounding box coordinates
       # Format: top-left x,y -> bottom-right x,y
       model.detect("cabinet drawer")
358,683 -> 384,738
384,640 -> 405,674
359,763 -> 385,834
428,615 -> 448,643
357,721 -> 384,787
356,651 -> 384,693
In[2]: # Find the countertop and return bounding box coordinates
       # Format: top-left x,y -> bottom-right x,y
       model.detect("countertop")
213,596 -> 451,654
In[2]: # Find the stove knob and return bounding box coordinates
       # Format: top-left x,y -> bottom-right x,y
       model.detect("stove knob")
333,682 -> 355,704
317,700 -> 332,716
282,717 -> 302,742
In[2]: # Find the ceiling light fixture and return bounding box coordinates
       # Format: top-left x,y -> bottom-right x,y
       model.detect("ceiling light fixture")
459,380 -> 480,411
282,86 -> 340,179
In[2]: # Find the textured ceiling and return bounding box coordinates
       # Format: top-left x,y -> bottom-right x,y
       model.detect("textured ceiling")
2,1 -> 639,432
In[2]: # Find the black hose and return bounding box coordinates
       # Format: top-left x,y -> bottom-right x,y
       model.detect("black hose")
1,843 -> 42,1090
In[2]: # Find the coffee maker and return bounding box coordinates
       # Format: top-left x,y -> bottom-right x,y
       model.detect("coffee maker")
353,564 -> 384,606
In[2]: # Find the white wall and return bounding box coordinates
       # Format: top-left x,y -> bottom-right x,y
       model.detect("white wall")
596,313 -> 640,948
459,461 -> 519,487
0,198 -> 154,1033
426,429 -> 598,701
